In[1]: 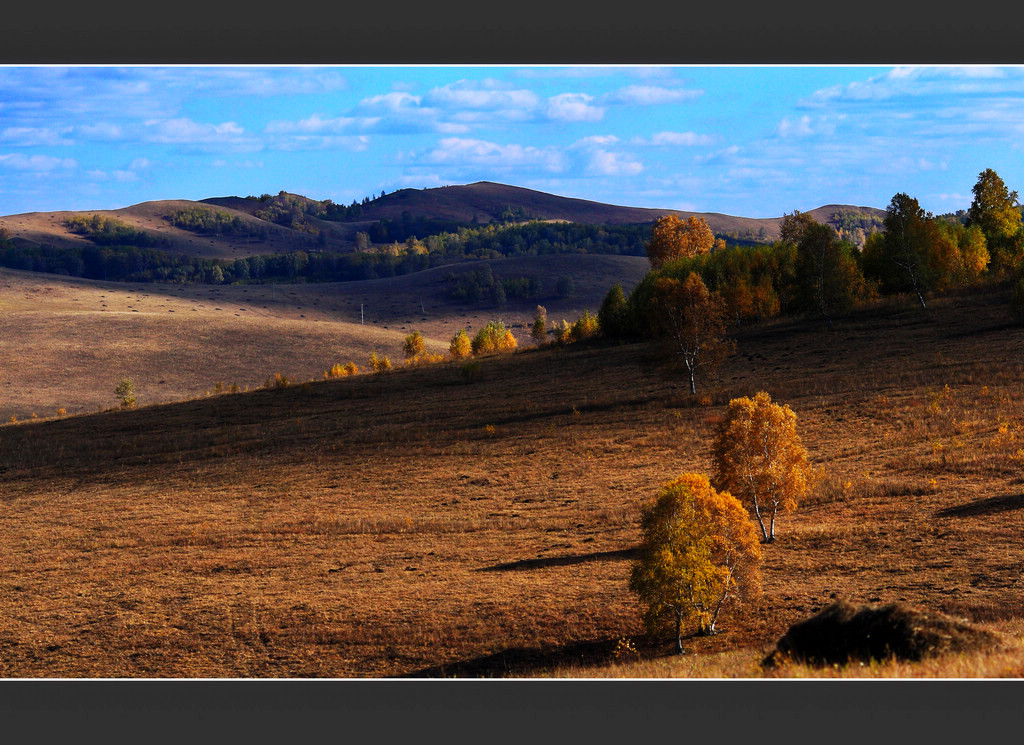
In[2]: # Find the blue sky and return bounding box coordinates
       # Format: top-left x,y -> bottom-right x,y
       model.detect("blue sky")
1,65 -> 1022,219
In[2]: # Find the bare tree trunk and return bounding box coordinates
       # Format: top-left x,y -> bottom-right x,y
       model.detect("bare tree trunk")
708,569 -> 735,634
752,498 -> 769,542
674,610 -> 684,654
768,509 -> 777,542
688,368 -> 696,395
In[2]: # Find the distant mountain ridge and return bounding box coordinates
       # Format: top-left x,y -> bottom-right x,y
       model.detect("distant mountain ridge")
0,181 -> 886,260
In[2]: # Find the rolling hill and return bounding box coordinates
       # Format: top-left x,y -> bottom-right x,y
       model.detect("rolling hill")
0,182 -> 886,261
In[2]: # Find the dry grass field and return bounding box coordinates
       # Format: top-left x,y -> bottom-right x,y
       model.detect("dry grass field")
0,254 -> 647,420
0,275 -> 1022,678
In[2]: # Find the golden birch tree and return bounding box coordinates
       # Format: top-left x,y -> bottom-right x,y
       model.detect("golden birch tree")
449,329 -> 472,359
629,473 -> 762,654
646,215 -> 715,270
712,391 -> 816,543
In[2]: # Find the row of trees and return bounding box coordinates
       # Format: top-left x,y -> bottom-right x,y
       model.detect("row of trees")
168,207 -> 269,239
64,214 -> 168,248
605,168 -> 1024,396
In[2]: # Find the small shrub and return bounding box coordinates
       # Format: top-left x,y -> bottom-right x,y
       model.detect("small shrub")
449,328 -> 473,359
403,331 -> 426,360
570,310 -> 600,341
406,352 -> 445,367
115,378 -> 137,409
472,320 -> 515,355
265,373 -> 290,390
57,408 -> 67,417
369,352 -> 392,373
554,319 -> 572,345
530,305 -> 547,344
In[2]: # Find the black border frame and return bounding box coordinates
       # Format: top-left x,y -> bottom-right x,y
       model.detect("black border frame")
1,2 -> 1022,740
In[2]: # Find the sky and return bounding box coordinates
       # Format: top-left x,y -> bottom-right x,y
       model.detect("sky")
1,64 -> 1023,219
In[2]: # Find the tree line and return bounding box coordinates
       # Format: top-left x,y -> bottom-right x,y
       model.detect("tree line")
602,168 -> 1024,395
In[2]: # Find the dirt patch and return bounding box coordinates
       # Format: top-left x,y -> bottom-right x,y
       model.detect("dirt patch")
762,600 -> 1002,667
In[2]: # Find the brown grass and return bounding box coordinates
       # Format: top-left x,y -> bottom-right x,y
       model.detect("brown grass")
0,280 -> 1023,677
0,255 -> 646,419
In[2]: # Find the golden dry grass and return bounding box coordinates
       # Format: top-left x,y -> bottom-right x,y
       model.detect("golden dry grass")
0,255 -> 647,419
0,278 -> 1022,678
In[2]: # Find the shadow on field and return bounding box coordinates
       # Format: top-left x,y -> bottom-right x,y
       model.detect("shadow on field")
937,493 -> 1024,518
477,547 -> 638,572
397,636 -> 648,678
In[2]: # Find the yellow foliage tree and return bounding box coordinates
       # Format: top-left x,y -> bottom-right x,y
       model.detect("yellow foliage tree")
651,272 -> 733,395
712,391 -> 816,542
629,473 -> 762,654
646,215 -> 715,269
369,352 -> 392,373
530,305 -> 547,344
403,331 -> 426,360
449,328 -> 472,359
471,321 -> 517,355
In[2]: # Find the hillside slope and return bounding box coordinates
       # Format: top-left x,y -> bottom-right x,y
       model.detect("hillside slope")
1,182 -> 885,260
0,253 -> 649,418
0,283 -> 1021,677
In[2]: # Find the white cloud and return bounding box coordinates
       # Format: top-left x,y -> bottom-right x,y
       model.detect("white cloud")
546,93 -> 604,122
425,79 -> 540,111
395,173 -> 445,188
0,126 -> 73,146
142,118 -> 260,151
424,137 -> 566,172
0,153 -> 76,171
587,150 -> 643,176
270,135 -> 371,152
145,118 -> 244,143
572,135 -> 620,148
264,114 -> 357,134
607,84 -> 702,105
633,131 -> 715,147
77,122 -> 125,140
776,116 -> 815,138
359,92 -> 425,113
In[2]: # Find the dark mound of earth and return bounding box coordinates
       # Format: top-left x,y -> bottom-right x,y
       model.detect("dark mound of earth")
762,600 -> 1001,668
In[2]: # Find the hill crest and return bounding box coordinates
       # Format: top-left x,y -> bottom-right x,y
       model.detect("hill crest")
0,181 -> 885,260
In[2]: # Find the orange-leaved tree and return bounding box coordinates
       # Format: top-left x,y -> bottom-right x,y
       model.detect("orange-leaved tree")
629,473 -> 762,654
651,272 -> 733,395
449,328 -> 472,359
712,391 -> 816,543
403,330 -> 426,360
646,215 -> 715,269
